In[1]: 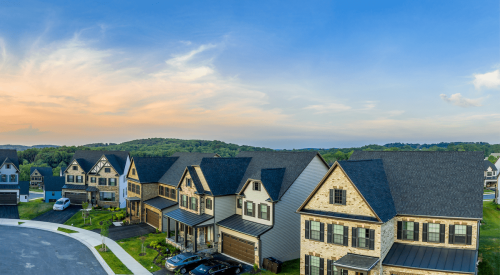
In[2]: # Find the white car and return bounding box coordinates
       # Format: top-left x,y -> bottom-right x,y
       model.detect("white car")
53,198 -> 70,211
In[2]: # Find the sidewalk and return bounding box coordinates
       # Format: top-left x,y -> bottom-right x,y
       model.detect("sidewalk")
0,218 -> 151,275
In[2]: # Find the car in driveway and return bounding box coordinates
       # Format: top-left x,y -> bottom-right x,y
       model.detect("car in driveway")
189,260 -> 243,275
53,198 -> 70,211
165,252 -> 211,274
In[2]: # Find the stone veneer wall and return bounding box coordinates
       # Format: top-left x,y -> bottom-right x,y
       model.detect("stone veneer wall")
91,166 -> 120,208
142,183 -> 159,201
144,204 -> 162,230
66,161 -> 86,185
178,172 -> 200,215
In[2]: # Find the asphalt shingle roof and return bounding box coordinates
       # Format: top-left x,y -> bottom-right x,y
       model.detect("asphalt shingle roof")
484,160 -> 497,171
159,153 -> 218,187
133,157 -> 179,183
30,167 -> 53,177
349,151 -> 483,219
68,150 -> 129,175
0,149 -> 19,169
44,177 -> 66,191
164,208 -> 213,227
144,196 -> 177,210
198,157 -> 252,196
62,184 -> 87,190
260,168 -> 286,201
338,159 -> 397,222
217,214 -> 272,237
19,181 -> 29,195
187,166 -> 206,194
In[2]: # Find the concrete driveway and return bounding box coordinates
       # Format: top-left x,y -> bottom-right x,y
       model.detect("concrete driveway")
32,205 -> 81,224
0,206 -> 19,219
0,225 -> 106,275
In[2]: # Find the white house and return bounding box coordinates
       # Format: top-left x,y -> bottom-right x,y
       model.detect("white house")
0,149 -> 20,205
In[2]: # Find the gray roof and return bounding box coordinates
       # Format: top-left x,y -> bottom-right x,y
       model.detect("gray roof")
159,153 -> 218,187
44,177 -> 65,192
349,151 -> 483,219
62,184 -> 87,190
187,166 -> 206,194
260,168 -> 286,201
19,181 -> 29,195
164,208 -> 214,227
132,157 -> 179,183
144,196 -> 177,210
126,196 -> 141,201
0,149 -> 19,169
30,167 -> 53,177
236,151 -> 325,200
300,209 -> 379,222
334,254 -> 380,272
383,242 -> 476,273
67,150 -> 129,175
338,160 -> 397,222
484,160 -> 497,171
0,184 -> 20,190
195,157 -> 252,196
86,186 -> 99,192
60,166 -> 66,176
217,214 -> 272,237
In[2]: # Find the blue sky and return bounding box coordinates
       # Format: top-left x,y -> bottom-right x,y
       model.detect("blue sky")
0,0 -> 499,148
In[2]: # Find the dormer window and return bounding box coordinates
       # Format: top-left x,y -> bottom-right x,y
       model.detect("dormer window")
73,166 -> 78,170
253,182 -> 260,191
132,168 -> 136,175
186,178 -> 192,187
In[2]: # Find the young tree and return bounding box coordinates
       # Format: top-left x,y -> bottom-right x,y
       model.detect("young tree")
139,236 -> 147,255
100,220 -> 111,252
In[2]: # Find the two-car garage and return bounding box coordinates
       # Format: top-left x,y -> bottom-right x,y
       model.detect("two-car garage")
64,192 -> 87,205
0,192 -> 18,205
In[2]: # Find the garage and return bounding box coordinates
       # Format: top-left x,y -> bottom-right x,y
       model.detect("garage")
0,192 -> 17,205
146,209 -> 160,228
222,233 -> 255,264
64,192 -> 87,204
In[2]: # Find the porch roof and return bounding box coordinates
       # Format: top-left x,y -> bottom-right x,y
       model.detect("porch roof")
217,214 -> 272,237
62,184 -> 87,190
164,208 -> 213,227
334,254 -> 379,272
86,186 -> 99,192
125,196 -> 141,201
144,196 -> 177,210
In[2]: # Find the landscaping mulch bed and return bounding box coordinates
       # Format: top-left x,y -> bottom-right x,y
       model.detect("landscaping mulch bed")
145,241 -> 180,268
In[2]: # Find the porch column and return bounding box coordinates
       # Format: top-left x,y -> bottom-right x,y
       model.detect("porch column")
167,218 -> 171,238
194,227 -> 198,252
175,221 -> 179,242
184,226 -> 187,249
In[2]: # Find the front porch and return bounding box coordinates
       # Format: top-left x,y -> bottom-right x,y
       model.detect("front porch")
164,208 -> 215,253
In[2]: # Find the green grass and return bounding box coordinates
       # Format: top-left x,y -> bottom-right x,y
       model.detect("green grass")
118,232 -> 174,272
18,198 -> 55,220
243,259 -> 300,275
479,200 -> 500,274
64,209 -> 126,230
57,227 -> 78,233
94,245 -> 133,274
29,187 -> 43,193
18,222 -> 24,225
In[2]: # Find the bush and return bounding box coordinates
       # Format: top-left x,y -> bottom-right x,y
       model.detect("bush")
150,241 -> 158,247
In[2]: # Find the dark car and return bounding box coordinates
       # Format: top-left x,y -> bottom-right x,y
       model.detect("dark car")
166,252 -> 211,274
189,260 -> 243,275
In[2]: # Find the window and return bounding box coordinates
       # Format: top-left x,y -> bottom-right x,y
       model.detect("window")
128,182 -> 131,191
170,189 -> 176,199
104,168 -> 110,173
52,192 -> 55,196
76,176 -> 83,183
109,178 -> 117,186
9,174 -> 16,182
132,168 -> 136,175
99,178 -> 107,186
329,189 -> 346,205
159,186 -> 164,196
334,190 -> 343,204
310,256 -> 320,275
100,192 -> 115,202
253,182 -> 259,191
206,198 -> 212,210
186,178 -> 191,187
428,223 -> 440,242
487,171 -> 492,176
91,177 -> 96,183
73,166 -> 78,170
182,195 -> 188,208
67,175 -> 74,182
310,221 -> 321,241
333,224 -> 344,244
357,228 -> 370,249
246,202 -> 254,216
136,185 -> 140,195
237,198 -> 242,209
164,187 -> 169,197
6,164 -> 10,169
190,197 -> 197,210
454,225 -> 467,244
260,204 -> 268,220
331,263 -> 347,275
403,222 -> 414,240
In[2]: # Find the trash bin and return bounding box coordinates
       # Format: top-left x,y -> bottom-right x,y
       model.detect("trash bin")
268,257 -> 282,274
262,258 -> 271,270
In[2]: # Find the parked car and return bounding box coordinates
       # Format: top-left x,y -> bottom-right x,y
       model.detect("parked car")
190,260 -> 243,275
165,252 -> 211,274
53,198 -> 70,211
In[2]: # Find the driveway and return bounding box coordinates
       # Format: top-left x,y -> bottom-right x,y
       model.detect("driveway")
29,192 -> 44,200
32,205 -> 81,224
0,225 -> 106,275
152,253 -> 253,275
92,223 -> 156,241
0,206 -> 19,219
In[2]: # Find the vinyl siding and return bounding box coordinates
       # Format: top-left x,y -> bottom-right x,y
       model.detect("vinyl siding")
214,195 -> 237,242
119,156 -> 131,208
241,182 -> 273,226
161,204 -> 180,231
45,191 -> 62,202
260,155 -> 328,263
0,164 -> 18,184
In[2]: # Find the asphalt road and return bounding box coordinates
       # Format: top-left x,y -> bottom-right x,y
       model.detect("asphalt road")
29,192 -> 44,200
32,205 -> 81,224
484,194 -> 495,200
0,225 -> 106,275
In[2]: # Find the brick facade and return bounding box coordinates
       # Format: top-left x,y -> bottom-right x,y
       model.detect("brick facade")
178,171 -> 200,215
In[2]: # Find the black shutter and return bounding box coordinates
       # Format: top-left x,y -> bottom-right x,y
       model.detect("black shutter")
252,203 -> 256,217
422,223 -> 428,242
319,258 -> 324,275
137,185 -> 140,194
305,255 -> 310,275
258,204 -> 262,219
352,227 -> 357,247
267,205 -> 270,221
369,229 -> 375,250
327,260 -> 332,275
244,201 -> 247,215
327,224 -> 333,243
342,270 -> 348,275
305,220 -> 310,239
397,221 -> 402,240
341,190 -> 346,205
414,222 -> 419,241
466,225 -> 472,245
329,189 -> 333,204
320,223 -> 325,242
440,224 -> 445,243
195,198 -> 198,211
449,225 -> 455,244
343,226 -> 348,246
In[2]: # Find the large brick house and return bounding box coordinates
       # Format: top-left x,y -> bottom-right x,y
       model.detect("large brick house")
297,151 -> 483,275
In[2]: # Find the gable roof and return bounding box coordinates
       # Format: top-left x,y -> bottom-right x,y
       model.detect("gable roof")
67,150 -> 129,174
44,177 -> 66,191
19,181 -> 30,195
236,151 -> 327,200
159,152 -> 218,187
30,167 -> 53,177
193,157 -> 252,196
337,159 -> 397,222
484,160 -> 497,171
349,151 -> 483,219
60,166 -> 66,176
132,157 -> 179,183
0,149 -> 19,170
186,166 -> 206,194
260,168 -> 286,201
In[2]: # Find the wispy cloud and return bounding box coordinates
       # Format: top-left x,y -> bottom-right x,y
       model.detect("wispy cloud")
303,102 -> 352,114
473,69 -> 500,90
0,125 -> 49,136
439,93 -> 483,107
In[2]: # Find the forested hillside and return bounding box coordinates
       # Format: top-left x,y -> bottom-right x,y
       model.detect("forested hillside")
10,138 -> 496,181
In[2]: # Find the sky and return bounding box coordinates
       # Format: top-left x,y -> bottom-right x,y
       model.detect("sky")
0,0 -> 499,149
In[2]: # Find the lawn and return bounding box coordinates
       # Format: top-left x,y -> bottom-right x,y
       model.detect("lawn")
29,187 -> 43,193
479,200 -> 500,274
94,245 -> 133,274
18,198 -> 55,220
242,259 -> 299,275
64,209 -> 126,231
118,232 -> 175,272
57,227 -> 78,234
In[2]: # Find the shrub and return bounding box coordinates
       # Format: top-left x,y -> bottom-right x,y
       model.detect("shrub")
156,228 -> 159,234
150,241 -> 158,247
253,263 -> 258,272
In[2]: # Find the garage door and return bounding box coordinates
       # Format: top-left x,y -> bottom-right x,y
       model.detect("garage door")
64,192 -> 87,204
222,233 -> 255,264
0,192 -> 17,205
146,209 -> 160,229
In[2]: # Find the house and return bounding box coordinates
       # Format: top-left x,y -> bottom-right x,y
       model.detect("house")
44,177 -> 65,202
61,150 -> 130,207
19,181 -> 29,202
30,167 -> 54,187
0,149 -> 20,205
164,151 -> 329,267
126,153 -> 218,231
298,151 -> 483,275
484,160 -> 497,187
59,166 -> 66,177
